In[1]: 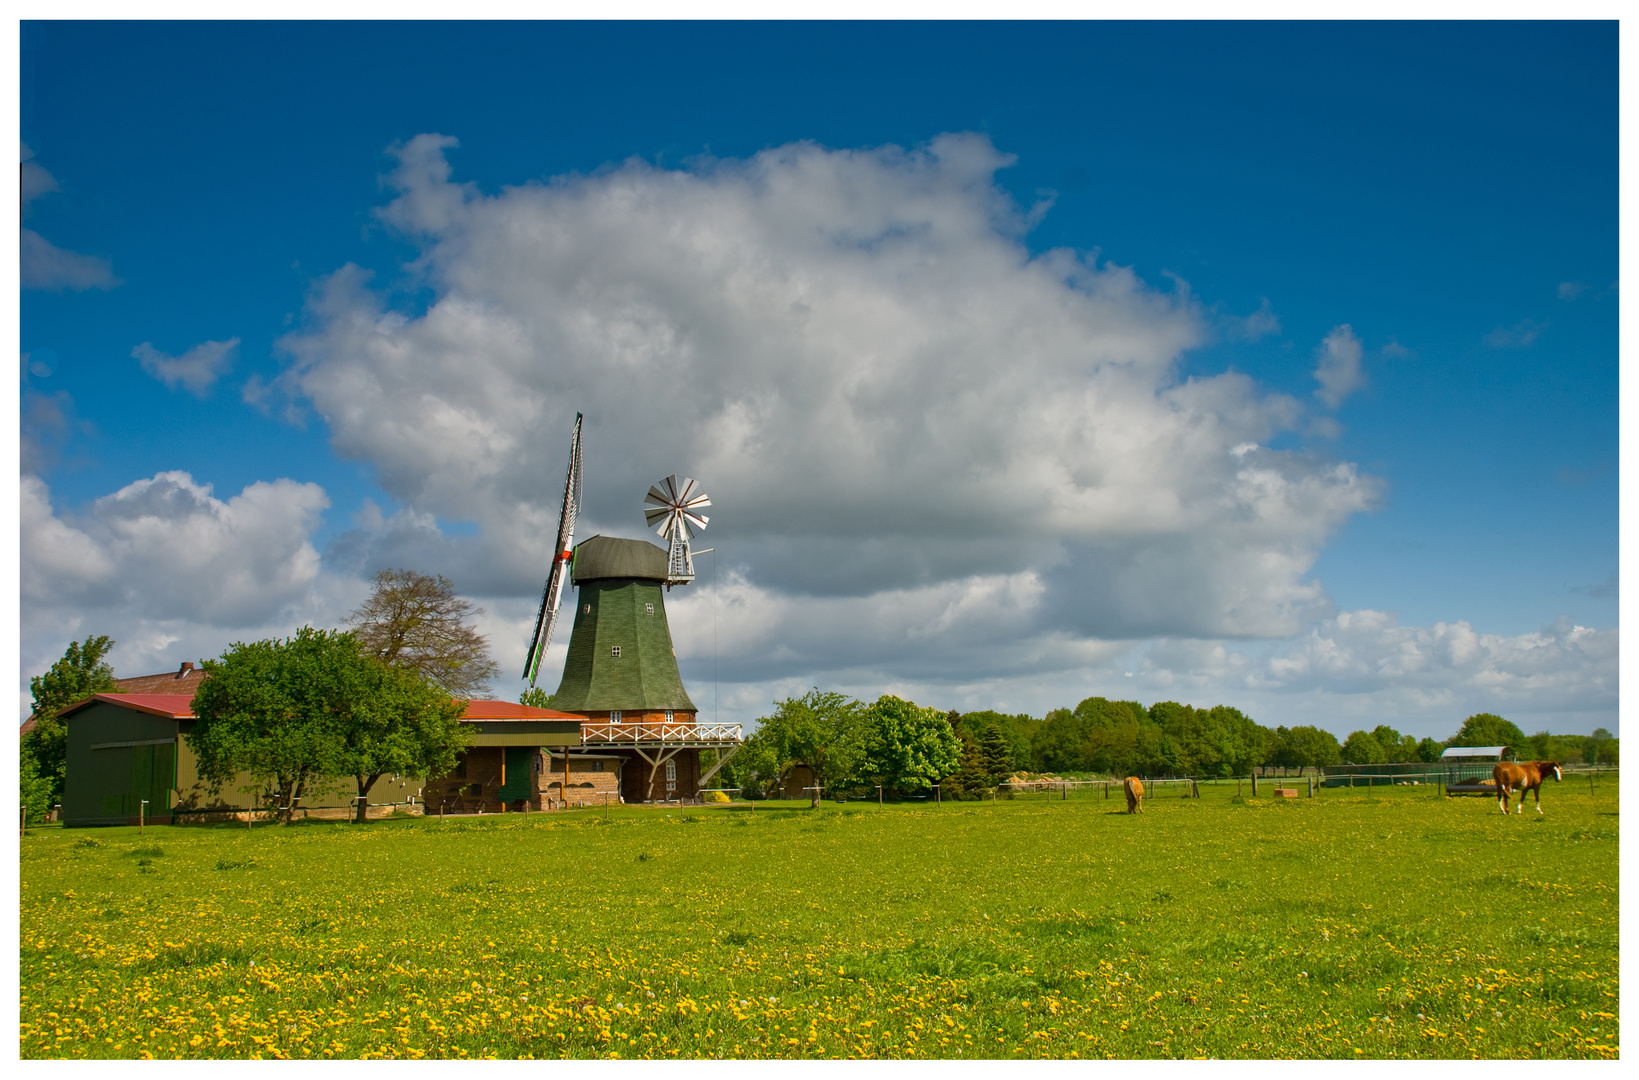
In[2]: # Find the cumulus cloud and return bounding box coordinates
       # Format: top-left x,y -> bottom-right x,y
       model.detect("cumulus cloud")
21,142 -> 58,207
1557,281 -> 1586,301
21,471 -> 335,628
21,229 -> 121,292
1484,318 -> 1546,349
21,389 -> 93,474
1234,297 -> 1281,340
132,337 -> 241,395
276,132 -> 1377,652
1312,324 -> 1365,408
19,145 -> 121,292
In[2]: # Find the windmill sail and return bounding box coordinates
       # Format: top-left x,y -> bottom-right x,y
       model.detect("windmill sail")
523,413 -> 584,685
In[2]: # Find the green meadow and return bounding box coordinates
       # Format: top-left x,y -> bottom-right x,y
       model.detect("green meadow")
19,781 -> 1618,1060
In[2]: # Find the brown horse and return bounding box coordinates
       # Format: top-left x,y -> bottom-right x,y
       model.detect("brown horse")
1123,776 -> 1144,814
1493,760 -> 1562,815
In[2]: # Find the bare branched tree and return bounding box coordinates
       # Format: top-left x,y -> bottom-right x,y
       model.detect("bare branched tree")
348,569 -> 499,697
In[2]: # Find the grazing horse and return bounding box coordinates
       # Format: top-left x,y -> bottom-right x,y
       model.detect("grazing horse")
1493,760 -> 1562,815
1124,776 -> 1144,814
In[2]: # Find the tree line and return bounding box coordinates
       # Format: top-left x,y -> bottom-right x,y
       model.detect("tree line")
717,691 -> 1620,801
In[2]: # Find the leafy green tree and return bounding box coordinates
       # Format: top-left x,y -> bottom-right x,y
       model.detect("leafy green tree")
861,695 -> 962,796
1277,725 -> 1342,770
1415,737 -> 1444,763
732,732 -> 782,799
752,689 -> 868,805
1394,735 -> 1421,762
20,748 -> 55,825
189,627 -> 464,823
23,635 -> 119,814
1585,727 -> 1618,765
1341,730 -> 1385,764
1031,706 -> 1090,772
1447,713 -> 1526,750
949,710 -> 1039,773
333,661 -> 469,822
1523,730 -> 1552,760
519,686 -> 554,709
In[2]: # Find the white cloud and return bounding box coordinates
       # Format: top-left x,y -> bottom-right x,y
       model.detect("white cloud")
20,142 -> 58,207
1484,318 -> 1546,349
278,132 -> 1377,648
1557,281 -> 1586,301
21,471 -> 336,628
1311,324 -> 1364,408
132,337 -> 240,396
1235,297 -> 1281,340
21,228 -> 120,292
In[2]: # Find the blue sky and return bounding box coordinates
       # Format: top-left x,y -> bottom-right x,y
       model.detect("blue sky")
18,21 -> 1618,738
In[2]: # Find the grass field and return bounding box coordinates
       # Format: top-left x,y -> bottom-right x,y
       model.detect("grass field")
19,780 -> 1619,1060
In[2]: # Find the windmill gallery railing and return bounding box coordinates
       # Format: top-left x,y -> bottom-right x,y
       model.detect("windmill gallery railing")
580,720 -> 743,746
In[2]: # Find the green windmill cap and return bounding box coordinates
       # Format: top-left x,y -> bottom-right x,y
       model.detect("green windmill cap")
572,535 -> 668,583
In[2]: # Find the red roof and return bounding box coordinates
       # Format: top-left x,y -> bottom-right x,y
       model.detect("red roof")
57,694 -> 582,723
461,700 -> 585,721
59,693 -> 197,719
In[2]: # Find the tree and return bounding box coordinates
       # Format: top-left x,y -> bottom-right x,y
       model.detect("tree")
751,689 -> 868,805
1448,713 -> 1526,749
23,635 -> 119,815
977,724 -> 1014,785
519,687 -> 554,710
861,695 -> 962,796
348,569 -> 499,696
1341,730 -> 1385,764
188,627 -> 465,824
1276,725 -> 1342,770
1415,737 -> 1444,763
1585,727 -> 1618,765
950,709 -> 1039,774
332,661 -> 469,822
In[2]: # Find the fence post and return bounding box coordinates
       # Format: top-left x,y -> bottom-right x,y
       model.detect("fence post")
1308,775 -> 1314,798
1251,772 -> 1257,797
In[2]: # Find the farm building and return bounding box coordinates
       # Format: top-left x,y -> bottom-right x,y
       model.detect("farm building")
546,534 -> 742,803
57,692 -> 583,826
1441,745 -> 1514,795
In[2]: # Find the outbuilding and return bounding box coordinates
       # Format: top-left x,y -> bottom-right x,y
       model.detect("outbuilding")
1440,745 -> 1514,795
58,693 -> 584,826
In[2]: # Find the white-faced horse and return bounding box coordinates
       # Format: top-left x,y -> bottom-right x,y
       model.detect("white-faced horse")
1492,760 -> 1561,815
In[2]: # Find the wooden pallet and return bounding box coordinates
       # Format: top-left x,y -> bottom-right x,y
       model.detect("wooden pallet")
1272,788 -> 1299,798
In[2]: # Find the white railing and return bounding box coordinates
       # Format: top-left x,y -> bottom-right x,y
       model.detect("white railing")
580,721 -> 743,745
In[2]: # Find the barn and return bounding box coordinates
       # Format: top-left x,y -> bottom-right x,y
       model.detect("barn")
58,692 -> 584,826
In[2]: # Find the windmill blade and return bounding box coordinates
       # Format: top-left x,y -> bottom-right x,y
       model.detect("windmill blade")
524,413 -> 583,685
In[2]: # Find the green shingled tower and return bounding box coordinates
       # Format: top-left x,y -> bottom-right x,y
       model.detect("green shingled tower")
550,535 -> 697,714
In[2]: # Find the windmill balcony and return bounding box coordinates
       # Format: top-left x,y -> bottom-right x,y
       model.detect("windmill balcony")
579,712 -> 742,747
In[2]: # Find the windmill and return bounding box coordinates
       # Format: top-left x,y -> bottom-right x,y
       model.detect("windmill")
522,413 -> 584,686
643,475 -> 710,588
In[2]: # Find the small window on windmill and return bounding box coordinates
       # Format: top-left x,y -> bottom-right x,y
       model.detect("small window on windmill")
610,710 -> 623,723
611,645 -> 622,657
665,710 -> 674,723
583,603 -> 591,614
593,760 -> 604,772
645,602 -> 654,615
666,760 -> 677,790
